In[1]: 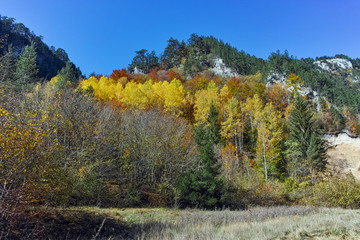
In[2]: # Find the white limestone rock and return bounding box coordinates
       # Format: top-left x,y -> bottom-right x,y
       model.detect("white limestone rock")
266,71 -> 286,85
133,67 -> 143,74
210,58 -> 237,77
314,58 -> 353,73
324,132 -> 360,147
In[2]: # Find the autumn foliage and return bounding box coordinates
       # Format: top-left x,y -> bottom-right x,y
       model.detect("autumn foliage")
110,69 -> 127,80
0,67 -> 358,228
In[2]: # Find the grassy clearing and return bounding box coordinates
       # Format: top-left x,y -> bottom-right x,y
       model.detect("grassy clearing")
138,208 -> 360,240
11,206 -> 360,239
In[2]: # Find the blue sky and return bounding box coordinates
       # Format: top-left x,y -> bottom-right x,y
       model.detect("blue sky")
2,0 -> 360,75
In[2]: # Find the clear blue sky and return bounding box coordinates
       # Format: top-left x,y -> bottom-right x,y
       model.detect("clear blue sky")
2,0 -> 360,75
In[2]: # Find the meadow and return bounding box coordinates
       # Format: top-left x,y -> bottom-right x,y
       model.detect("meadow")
6,206 -> 358,240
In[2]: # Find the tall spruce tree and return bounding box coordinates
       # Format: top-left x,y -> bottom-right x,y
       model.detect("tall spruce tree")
285,96 -> 327,180
14,43 -> 38,90
161,38 -> 181,70
177,103 -> 224,209
0,44 -> 15,83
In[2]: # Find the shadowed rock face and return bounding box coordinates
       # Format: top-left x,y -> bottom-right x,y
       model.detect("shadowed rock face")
325,133 -> 360,179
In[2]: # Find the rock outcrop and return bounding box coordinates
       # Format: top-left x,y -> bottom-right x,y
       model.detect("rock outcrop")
324,132 -> 360,179
314,58 -> 353,73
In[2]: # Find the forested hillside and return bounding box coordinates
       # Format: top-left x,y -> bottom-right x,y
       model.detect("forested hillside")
0,15 -> 81,80
1,17 -> 360,239
129,34 -> 360,115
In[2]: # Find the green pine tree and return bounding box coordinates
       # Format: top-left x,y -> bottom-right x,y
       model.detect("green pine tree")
14,43 -> 38,90
285,96 -> 327,180
128,49 -> 160,73
161,37 -> 182,70
59,61 -> 78,83
54,61 -> 78,89
177,103 -> 224,209
0,44 -> 15,83
207,103 -> 220,145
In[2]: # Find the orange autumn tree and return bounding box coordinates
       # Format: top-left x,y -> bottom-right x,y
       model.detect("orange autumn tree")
110,69 -> 127,81
264,82 -> 290,112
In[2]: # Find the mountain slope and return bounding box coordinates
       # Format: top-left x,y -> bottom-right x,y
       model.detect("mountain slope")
128,34 -> 360,113
0,15 -> 81,80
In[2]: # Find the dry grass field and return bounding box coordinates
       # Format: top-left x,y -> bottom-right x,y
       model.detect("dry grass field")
25,206 -> 359,240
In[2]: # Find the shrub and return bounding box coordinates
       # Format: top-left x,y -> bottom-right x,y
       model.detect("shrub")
309,174 -> 360,208
229,171 -> 289,208
177,169 -> 225,209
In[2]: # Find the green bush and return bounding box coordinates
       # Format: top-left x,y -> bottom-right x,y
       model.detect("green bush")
309,174 -> 360,208
177,169 -> 225,209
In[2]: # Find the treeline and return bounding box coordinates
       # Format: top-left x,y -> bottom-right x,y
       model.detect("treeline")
129,33 -> 265,75
129,35 -> 360,113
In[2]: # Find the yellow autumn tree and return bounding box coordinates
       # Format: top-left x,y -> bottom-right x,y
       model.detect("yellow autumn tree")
244,95 -> 283,180
122,81 -> 145,109
138,79 -> 157,108
97,76 -> 116,100
221,97 -> 245,158
114,82 -> 124,103
244,94 -> 264,132
80,76 -> 116,101
194,81 -> 220,124
163,79 -> 186,116
285,73 -> 305,98
80,76 -> 100,95
219,84 -> 232,103
0,106 -> 58,204
256,103 -> 283,181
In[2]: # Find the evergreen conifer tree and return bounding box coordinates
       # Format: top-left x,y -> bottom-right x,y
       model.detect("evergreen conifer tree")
161,37 -> 181,70
59,61 -> 78,82
55,61 -> 78,88
0,44 -> 15,83
129,49 -> 160,74
207,103 -> 220,145
14,43 -> 38,90
177,103 -> 224,209
285,96 -> 327,180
